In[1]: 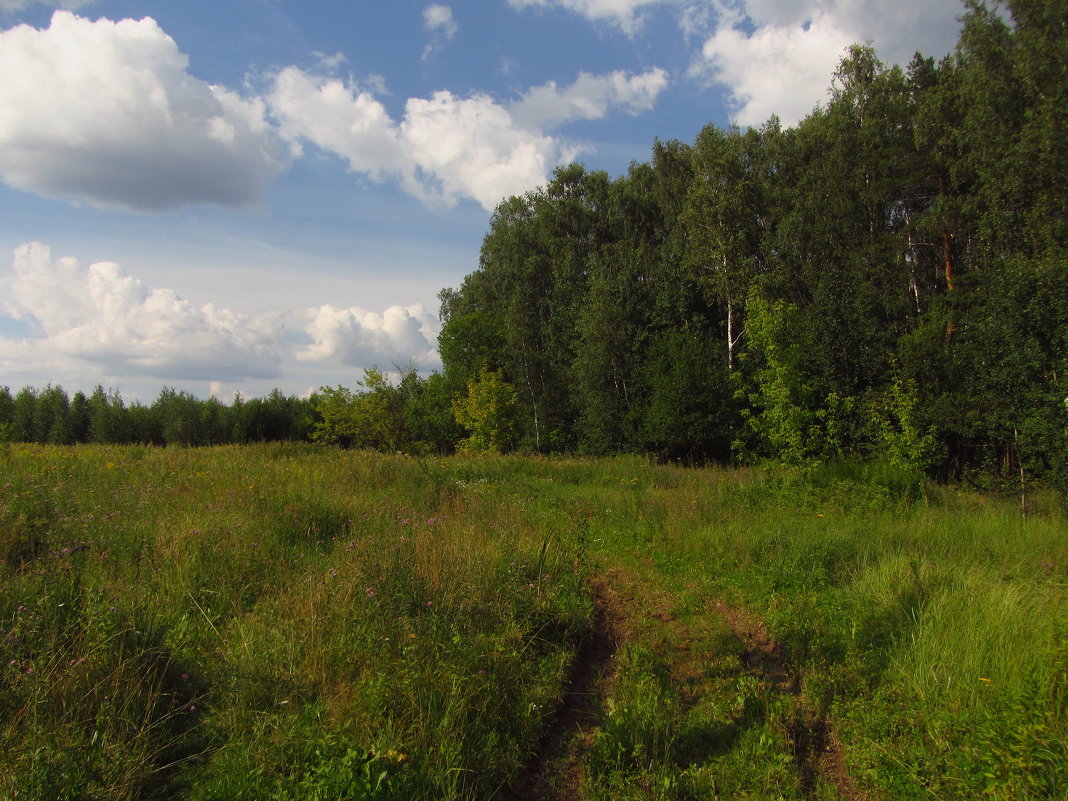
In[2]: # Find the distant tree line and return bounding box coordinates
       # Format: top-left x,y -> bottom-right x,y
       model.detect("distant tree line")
0,385 -> 316,447
0,369 -> 463,452
3,2 -> 1064,491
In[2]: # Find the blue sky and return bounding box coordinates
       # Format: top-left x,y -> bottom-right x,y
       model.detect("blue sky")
0,0 -> 965,401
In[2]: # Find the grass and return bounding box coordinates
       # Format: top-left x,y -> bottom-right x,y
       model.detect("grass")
1,445 -> 1065,799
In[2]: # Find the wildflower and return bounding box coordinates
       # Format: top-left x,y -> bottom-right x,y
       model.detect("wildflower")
979,677 -> 993,683
425,601 -> 433,607
365,588 -> 375,597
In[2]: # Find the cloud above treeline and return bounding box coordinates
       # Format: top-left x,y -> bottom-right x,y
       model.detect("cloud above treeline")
0,11 -> 668,213
270,64 -> 667,211
0,4 -> 963,212
0,243 -> 442,384
0,13 -> 286,211
509,0 -> 963,127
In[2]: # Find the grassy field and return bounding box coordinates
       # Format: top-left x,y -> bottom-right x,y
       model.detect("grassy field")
1,444 -> 1065,800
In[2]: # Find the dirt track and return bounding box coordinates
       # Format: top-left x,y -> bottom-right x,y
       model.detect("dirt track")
508,572 -> 871,801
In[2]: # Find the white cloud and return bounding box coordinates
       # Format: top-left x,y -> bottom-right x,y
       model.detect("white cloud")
0,243 -> 449,388
510,68 -> 669,129
506,0 -> 665,33
270,68 -> 559,209
401,90 -> 569,209
270,69 -> 564,210
424,4 -> 458,38
737,0 -> 962,66
692,0 -> 964,127
270,66 -> 668,210
1,243 -> 284,380
422,4 -> 459,61
696,11 -> 850,126
0,11 -> 286,210
503,1 -> 962,126
270,66 -> 410,181
298,303 -> 441,371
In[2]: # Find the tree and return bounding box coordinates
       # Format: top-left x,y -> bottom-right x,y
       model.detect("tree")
312,368 -> 405,451
34,385 -> 71,444
452,367 -> 519,453
88,386 -> 131,444
69,391 -> 90,443
684,123 -> 771,370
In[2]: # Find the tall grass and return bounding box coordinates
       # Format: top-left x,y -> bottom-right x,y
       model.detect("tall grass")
1,447 -> 1064,799
0,445 -> 590,799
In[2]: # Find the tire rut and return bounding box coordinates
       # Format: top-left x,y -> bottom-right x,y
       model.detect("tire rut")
507,578 -> 871,801
505,578 -> 623,801
710,599 -> 871,801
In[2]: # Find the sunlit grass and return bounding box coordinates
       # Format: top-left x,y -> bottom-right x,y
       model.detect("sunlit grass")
1,445 -> 1064,799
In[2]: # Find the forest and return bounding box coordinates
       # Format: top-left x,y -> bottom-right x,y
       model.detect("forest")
2,0 -> 1065,491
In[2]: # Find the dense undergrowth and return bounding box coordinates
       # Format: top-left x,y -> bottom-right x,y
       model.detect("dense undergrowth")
1,444 -> 1064,799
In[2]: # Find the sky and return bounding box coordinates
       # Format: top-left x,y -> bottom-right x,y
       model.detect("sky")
0,0 -> 968,402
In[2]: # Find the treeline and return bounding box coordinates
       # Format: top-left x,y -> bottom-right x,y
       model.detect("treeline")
437,1 -> 1066,485
0,370 -> 460,452
0,385 -> 315,447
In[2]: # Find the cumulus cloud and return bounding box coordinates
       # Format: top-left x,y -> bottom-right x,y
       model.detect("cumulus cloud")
506,0 -> 665,33
692,0 -> 963,127
510,68 -> 669,129
506,1 -> 962,128
696,11 -> 850,126
0,243 -> 449,388
270,66 -> 410,181
400,90 -> 569,209
270,66 -> 667,210
298,303 -> 441,370
0,11 -> 667,214
0,11 -> 286,211
1,243 -> 284,380
422,4 -> 458,60
270,67 -> 560,209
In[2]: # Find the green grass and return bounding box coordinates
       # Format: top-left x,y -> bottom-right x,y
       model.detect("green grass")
1,445 -> 1065,799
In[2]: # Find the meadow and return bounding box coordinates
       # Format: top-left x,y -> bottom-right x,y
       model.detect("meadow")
1,444 -> 1064,800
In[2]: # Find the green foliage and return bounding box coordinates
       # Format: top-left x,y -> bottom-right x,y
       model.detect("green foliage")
640,328 -> 736,463
451,367 -> 519,453
867,374 -> 945,471
312,367 -> 404,450
735,291 -> 818,465
428,0 -> 1065,490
